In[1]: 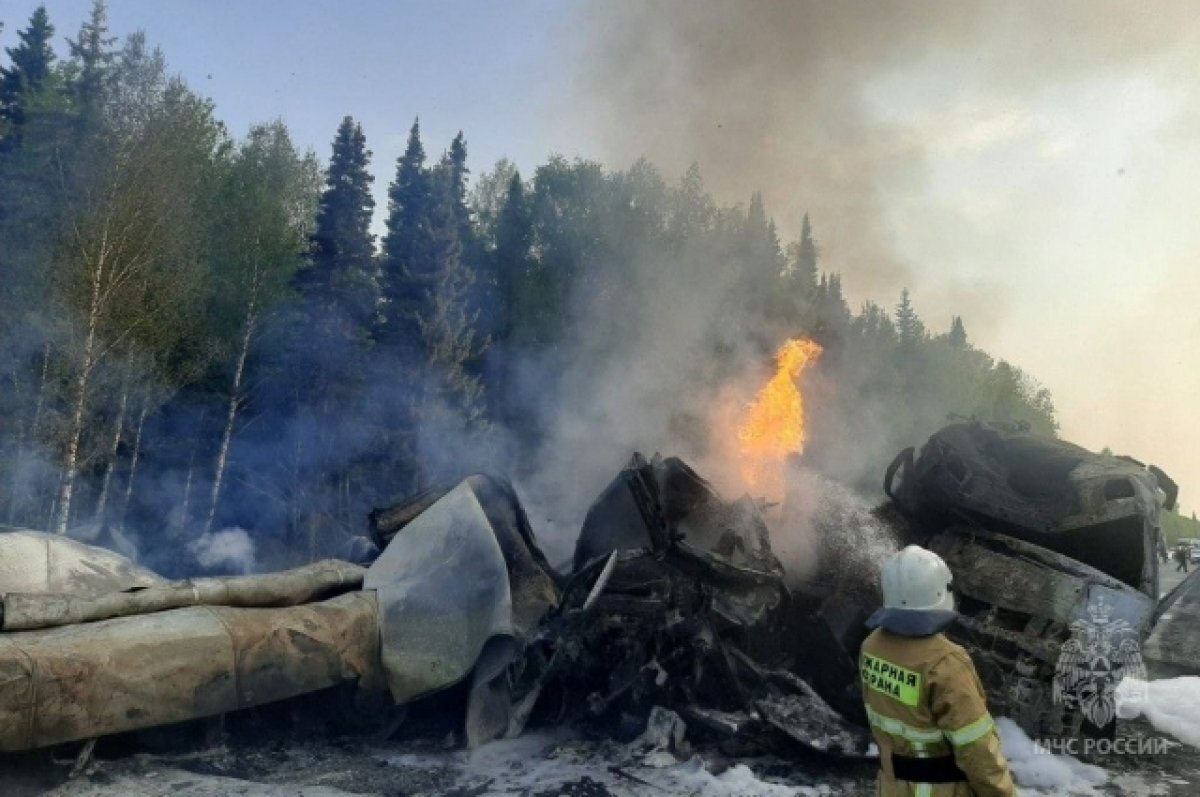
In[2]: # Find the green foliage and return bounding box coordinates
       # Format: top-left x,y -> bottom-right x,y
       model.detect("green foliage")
492,170 -> 532,345
793,213 -> 818,290
208,120 -> 320,356
377,124 -> 490,488
297,115 -> 376,327
470,156 -> 518,247
65,0 -> 116,122
947,316 -> 968,348
894,288 -> 925,347
0,2 -> 1068,556
0,5 -> 57,134
1162,508 -> 1200,547
379,118 -> 434,346
417,169 -> 488,431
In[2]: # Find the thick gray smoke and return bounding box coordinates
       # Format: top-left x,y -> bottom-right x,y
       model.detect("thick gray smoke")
514,234 -> 769,566
518,1 -> 1200,563
569,0 -> 1196,309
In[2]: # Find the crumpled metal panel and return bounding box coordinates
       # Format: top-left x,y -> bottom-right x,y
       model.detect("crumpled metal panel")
929,527 -> 1154,737
365,480 -> 517,706
515,453 -> 872,756
931,528 -> 1155,647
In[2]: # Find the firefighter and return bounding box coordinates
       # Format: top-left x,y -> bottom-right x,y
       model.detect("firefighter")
860,545 -> 1017,797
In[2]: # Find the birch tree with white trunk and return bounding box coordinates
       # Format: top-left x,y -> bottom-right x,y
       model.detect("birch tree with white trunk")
202,122 -> 320,535
51,79 -> 223,535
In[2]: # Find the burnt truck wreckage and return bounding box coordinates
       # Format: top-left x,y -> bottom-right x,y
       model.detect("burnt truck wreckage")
0,421 -> 1178,759
884,421 -> 1177,737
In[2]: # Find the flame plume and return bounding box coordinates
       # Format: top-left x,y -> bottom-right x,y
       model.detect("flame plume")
737,338 -> 823,496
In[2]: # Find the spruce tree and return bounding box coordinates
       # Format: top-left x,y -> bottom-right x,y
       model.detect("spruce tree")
66,1 -> 117,122
794,213 -> 818,291
495,171 -> 531,341
277,117 -> 377,544
813,271 -> 851,342
489,170 -> 531,425
418,171 -> 488,431
739,191 -> 784,332
894,288 -> 925,346
745,192 -> 776,262
0,5 -> 56,134
296,116 -> 377,328
442,130 -> 472,246
668,162 -> 714,244
948,316 -> 968,348
0,6 -> 70,347
379,118 -> 434,348
379,124 -> 489,486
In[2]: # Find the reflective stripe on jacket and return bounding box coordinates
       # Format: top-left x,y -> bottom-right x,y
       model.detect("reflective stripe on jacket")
860,628 -> 1017,797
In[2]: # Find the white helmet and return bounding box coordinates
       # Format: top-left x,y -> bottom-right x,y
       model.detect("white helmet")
881,545 -> 955,613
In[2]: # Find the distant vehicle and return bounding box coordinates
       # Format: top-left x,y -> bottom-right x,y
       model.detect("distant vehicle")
1174,539 -> 1200,564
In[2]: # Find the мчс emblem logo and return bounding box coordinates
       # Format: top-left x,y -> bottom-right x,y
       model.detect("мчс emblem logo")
1053,595 -> 1147,728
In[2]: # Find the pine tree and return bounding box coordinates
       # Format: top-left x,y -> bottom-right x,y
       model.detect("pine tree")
794,213 -> 818,291
379,126 -> 489,487
0,6 -> 72,401
276,117 -> 377,545
745,192 -> 779,266
495,171 -> 532,342
490,170 -> 531,425
774,212 -> 820,328
295,116 -> 377,327
418,172 -> 488,428
0,5 -> 57,135
948,315 -> 968,348
739,191 -> 785,332
66,0 -> 117,122
667,162 -> 714,244
442,130 -> 472,246
379,118 -> 434,347
894,288 -> 925,346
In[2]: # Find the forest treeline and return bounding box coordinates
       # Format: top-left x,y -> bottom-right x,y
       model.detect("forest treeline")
0,4 -> 1056,572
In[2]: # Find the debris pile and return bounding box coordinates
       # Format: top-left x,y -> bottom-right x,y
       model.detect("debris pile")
0,420 -> 1182,773
509,453 -> 869,756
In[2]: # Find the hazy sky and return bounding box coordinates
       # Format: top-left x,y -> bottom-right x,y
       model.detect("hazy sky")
6,1 -> 1200,510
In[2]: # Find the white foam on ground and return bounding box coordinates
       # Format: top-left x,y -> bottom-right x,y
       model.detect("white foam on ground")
668,756 -> 820,796
1116,676 -> 1200,748
1109,773 -> 1172,796
41,766 -> 370,797
387,729 -> 838,796
996,717 -> 1107,796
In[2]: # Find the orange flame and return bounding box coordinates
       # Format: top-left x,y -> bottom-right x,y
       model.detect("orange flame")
737,338 -> 823,496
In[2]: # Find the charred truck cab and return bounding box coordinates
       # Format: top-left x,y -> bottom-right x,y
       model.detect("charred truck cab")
884,421 -> 1176,737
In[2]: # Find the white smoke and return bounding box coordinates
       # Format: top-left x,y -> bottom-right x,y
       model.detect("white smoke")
188,527 -> 257,574
778,465 -> 899,589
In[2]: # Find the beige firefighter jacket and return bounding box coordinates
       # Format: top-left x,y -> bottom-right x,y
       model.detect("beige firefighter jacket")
860,628 -> 1017,797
